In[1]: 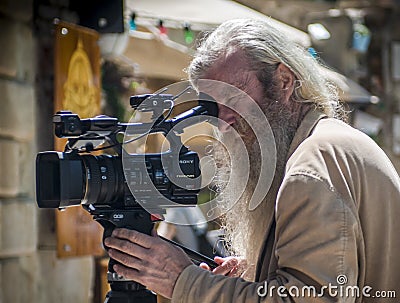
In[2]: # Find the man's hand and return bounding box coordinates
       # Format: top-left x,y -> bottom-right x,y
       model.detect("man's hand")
200,256 -> 247,277
104,228 -> 192,299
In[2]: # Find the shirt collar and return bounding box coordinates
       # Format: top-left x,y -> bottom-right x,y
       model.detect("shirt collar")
287,109 -> 328,160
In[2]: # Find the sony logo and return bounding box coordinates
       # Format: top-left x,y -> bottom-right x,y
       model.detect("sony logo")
179,160 -> 194,164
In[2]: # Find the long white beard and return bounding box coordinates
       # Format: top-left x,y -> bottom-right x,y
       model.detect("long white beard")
213,101 -> 298,281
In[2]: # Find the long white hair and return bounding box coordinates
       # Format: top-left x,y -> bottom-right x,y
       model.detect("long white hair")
188,18 -> 344,120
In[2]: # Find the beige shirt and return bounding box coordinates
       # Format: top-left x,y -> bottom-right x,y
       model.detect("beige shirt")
172,110 -> 400,303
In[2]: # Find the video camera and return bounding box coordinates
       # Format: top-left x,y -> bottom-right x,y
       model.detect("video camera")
36,92 -> 216,209
35,89 -> 218,303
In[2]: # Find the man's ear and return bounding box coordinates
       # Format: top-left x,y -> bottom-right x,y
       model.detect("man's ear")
275,63 -> 295,102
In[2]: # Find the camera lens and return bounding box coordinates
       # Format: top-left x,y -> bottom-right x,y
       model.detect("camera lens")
36,152 -> 85,208
81,154 -> 124,206
36,152 -> 125,208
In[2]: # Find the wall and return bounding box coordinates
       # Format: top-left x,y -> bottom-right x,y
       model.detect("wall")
0,0 -> 94,302
0,0 -> 38,301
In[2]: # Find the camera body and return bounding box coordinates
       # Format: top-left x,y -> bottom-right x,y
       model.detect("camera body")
36,93 -> 210,212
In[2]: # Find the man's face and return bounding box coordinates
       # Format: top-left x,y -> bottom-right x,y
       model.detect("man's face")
200,50 -> 266,139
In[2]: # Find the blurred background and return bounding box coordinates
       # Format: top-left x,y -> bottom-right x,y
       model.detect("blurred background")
0,0 -> 399,302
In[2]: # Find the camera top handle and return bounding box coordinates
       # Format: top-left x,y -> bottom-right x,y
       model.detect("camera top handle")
54,97 -> 215,156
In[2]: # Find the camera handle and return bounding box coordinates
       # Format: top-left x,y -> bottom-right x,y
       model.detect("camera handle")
91,207 -> 218,303
95,208 -> 157,303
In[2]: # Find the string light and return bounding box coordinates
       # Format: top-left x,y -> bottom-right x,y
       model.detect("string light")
158,20 -> 167,36
183,23 -> 194,44
129,12 -> 136,31
308,47 -> 318,59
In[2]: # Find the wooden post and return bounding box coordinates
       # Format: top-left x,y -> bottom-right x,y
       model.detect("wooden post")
53,20 -> 104,257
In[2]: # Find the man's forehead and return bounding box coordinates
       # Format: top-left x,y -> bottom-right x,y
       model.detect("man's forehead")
197,80 -> 247,102
203,49 -> 248,77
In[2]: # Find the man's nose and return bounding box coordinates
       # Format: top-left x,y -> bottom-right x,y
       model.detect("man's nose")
218,104 -> 237,133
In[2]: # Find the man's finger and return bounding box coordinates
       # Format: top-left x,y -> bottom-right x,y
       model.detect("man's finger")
199,262 -> 211,271
111,228 -> 154,248
212,258 -> 238,275
227,265 -> 239,277
108,248 -> 145,271
104,237 -> 149,260
113,263 -> 142,283
214,256 -> 227,265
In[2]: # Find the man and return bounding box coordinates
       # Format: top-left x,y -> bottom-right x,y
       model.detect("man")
105,19 -> 400,302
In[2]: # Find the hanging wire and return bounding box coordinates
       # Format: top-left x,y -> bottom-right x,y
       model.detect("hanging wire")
72,86 -> 194,153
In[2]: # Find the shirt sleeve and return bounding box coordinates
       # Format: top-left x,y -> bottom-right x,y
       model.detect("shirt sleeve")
171,173 -> 360,303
